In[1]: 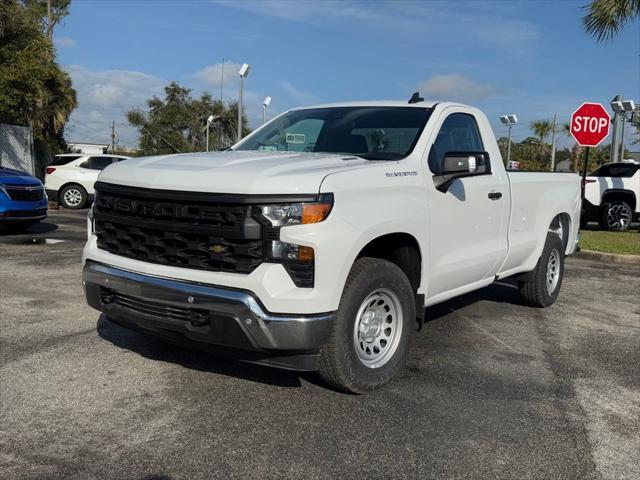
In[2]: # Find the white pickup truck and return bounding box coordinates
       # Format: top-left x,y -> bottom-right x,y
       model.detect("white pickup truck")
82,100 -> 581,393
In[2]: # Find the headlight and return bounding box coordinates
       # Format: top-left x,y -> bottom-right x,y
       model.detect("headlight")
257,193 -> 333,227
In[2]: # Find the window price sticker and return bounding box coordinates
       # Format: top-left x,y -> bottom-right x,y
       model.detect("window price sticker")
285,133 -> 306,144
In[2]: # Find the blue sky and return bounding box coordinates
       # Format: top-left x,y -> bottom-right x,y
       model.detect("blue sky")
55,0 -> 639,149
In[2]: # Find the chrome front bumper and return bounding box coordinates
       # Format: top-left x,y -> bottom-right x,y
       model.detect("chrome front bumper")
83,261 -> 335,370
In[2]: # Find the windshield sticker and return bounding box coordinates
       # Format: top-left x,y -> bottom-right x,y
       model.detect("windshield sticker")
286,133 -> 306,144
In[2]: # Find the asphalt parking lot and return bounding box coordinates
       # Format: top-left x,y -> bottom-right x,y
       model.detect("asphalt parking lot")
1,209 -> 639,480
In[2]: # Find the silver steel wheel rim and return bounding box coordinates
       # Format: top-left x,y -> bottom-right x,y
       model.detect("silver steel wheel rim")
607,204 -> 630,230
63,188 -> 82,207
353,288 -> 403,369
546,248 -> 560,295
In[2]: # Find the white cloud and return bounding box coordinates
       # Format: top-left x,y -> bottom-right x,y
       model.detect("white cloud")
281,81 -> 317,105
56,36 -> 76,48
192,62 -> 242,90
418,74 -> 497,102
65,65 -> 166,147
212,0 -> 540,55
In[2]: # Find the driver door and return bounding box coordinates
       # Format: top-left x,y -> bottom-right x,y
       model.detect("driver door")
426,110 -> 509,299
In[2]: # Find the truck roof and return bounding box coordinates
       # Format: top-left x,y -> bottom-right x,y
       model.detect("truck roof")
291,100 -> 461,110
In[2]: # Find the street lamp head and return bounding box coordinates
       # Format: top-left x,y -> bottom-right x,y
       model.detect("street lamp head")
207,114 -> 215,124
621,100 -> 635,112
611,101 -> 624,113
263,96 -> 272,107
507,114 -> 518,124
500,116 -> 509,125
238,63 -> 251,78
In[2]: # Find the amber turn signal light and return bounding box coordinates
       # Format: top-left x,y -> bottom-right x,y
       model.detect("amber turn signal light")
301,203 -> 332,224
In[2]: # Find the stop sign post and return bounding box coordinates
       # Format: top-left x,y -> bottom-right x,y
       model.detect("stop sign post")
570,102 -> 611,198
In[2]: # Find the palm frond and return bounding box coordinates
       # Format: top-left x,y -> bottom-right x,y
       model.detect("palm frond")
582,0 -> 640,42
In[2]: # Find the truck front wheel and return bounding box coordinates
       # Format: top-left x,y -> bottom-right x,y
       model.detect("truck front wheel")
318,257 -> 415,393
518,232 -> 564,307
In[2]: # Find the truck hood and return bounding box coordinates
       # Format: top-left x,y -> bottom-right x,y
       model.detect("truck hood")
97,150 -> 373,195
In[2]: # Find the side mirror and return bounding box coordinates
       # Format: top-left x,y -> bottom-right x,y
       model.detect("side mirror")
434,151 -> 489,193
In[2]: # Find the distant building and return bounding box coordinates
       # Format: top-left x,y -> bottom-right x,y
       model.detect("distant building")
67,142 -> 108,155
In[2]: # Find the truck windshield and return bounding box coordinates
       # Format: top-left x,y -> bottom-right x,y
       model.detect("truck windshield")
235,106 -> 432,160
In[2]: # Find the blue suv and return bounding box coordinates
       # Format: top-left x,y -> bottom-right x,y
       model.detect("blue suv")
0,167 -> 48,232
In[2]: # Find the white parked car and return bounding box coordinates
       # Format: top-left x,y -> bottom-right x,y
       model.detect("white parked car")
583,160 -> 640,230
82,100 -> 581,393
45,154 -> 130,209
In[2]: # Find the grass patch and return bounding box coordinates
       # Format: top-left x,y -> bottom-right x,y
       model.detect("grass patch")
580,229 -> 640,256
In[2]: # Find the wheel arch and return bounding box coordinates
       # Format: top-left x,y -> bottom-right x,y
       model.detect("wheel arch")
601,189 -> 636,211
355,232 -> 422,294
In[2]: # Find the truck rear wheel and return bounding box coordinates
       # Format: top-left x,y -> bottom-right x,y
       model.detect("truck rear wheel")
318,257 -> 414,393
518,232 -> 564,307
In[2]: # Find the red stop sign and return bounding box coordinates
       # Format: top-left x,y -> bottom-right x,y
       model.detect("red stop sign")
570,102 -> 611,147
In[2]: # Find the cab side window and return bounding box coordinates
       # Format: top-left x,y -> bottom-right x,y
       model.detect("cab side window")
429,113 -> 484,174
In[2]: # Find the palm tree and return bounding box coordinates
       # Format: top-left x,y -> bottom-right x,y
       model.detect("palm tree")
583,0 -> 640,42
530,119 -> 553,161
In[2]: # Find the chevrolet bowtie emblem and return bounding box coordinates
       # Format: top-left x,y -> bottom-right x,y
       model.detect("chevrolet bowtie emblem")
209,244 -> 227,254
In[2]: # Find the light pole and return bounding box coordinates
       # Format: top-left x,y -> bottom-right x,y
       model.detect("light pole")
206,114 -> 214,152
500,114 -> 518,165
262,96 -> 272,125
610,95 -> 624,163
237,63 -> 250,143
619,99 -> 635,161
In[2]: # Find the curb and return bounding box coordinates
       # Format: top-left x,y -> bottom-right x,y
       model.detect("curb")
574,249 -> 640,265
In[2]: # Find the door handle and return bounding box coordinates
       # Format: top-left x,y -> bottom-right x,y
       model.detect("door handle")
488,192 -> 502,200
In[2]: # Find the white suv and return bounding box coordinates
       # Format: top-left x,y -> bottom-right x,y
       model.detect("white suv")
45,154 -> 130,209
583,161 -> 640,231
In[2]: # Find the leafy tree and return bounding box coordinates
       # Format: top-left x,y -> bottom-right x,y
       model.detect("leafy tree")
0,0 -> 77,175
20,0 -> 71,41
583,0 -> 640,42
127,82 -> 250,156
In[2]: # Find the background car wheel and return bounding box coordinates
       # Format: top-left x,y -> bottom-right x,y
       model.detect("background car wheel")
59,185 -> 87,209
600,201 -> 632,231
318,257 -> 415,394
518,232 -> 564,308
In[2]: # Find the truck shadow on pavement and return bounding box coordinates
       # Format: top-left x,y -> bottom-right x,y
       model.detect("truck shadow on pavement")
96,314 -> 307,388
96,280 -> 524,390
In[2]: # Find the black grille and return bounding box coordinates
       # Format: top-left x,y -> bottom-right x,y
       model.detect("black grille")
93,182 -> 318,287
284,262 -> 314,288
4,185 -> 45,202
94,183 -> 263,274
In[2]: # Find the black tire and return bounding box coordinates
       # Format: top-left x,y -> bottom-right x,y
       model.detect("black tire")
59,184 -> 87,209
599,201 -> 632,231
518,232 -> 564,308
318,257 -> 415,394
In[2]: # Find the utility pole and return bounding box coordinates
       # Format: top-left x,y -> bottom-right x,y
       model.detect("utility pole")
111,120 -> 116,154
550,113 -> 557,172
219,58 -> 224,149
